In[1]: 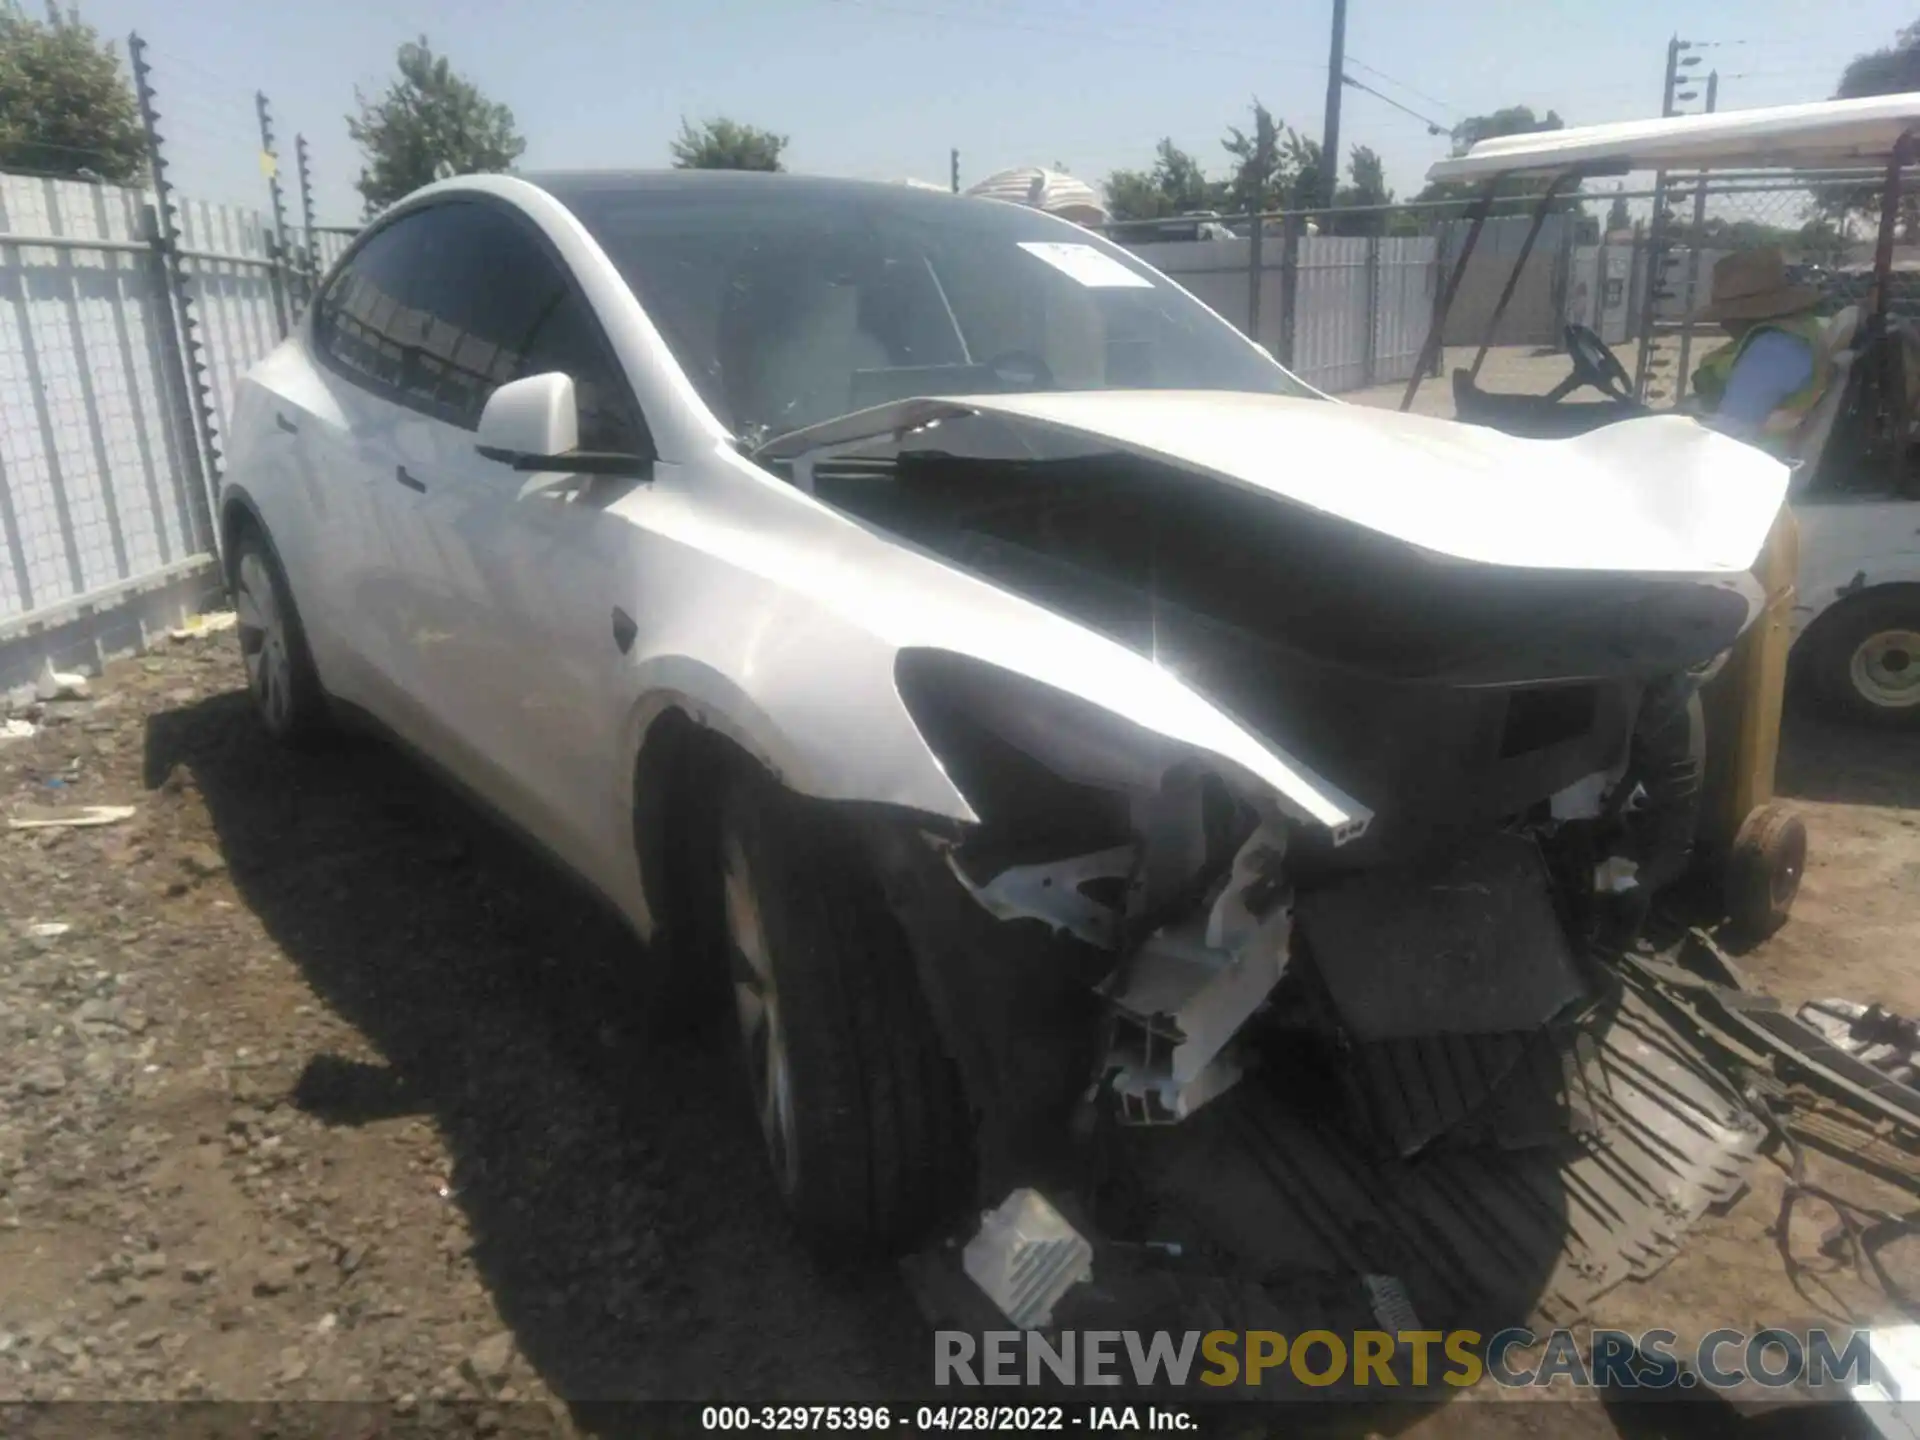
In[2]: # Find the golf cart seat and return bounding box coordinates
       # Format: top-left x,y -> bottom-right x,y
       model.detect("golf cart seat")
1789,305 -> 1861,489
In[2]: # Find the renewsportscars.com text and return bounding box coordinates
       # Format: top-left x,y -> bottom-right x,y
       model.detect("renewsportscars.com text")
934,1327 -> 1874,1391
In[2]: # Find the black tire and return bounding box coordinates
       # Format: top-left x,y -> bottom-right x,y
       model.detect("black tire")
1725,803 -> 1807,943
715,767 -> 972,1258
1808,590 -> 1920,728
230,523 -> 330,745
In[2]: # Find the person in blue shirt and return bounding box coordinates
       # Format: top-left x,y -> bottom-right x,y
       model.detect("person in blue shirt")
1688,247 -> 1828,450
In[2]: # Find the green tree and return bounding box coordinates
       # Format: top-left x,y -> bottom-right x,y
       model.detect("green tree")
0,4 -> 144,183
1220,100 -> 1322,213
1605,191 -> 1630,233
1837,18 -> 1920,97
1220,100 -> 1283,214
1822,21 -> 1920,236
670,117 -> 787,171
348,38 -> 525,212
1326,143 -> 1395,234
1103,138 -> 1219,220
1342,146 -> 1392,208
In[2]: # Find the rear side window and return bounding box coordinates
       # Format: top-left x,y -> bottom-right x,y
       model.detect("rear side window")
314,201 -> 647,447
314,214 -> 432,395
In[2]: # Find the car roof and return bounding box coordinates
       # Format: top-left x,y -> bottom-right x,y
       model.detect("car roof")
1426,92 -> 1920,184
522,168 -> 971,207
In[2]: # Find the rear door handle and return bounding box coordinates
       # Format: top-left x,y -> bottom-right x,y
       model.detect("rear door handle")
274,412 -> 298,434
393,465 -> 427,493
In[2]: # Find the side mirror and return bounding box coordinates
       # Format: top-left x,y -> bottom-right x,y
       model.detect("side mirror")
477,372 -> 578,466
475,372 -> 652,488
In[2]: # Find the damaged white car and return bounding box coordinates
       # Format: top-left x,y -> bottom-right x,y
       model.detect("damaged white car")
224,173 -> 1783,1328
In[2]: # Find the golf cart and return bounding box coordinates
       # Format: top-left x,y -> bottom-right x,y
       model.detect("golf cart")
1403,92 -> 1920,937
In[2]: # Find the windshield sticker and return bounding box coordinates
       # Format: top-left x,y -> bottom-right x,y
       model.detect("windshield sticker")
1017,242 -> 1154,289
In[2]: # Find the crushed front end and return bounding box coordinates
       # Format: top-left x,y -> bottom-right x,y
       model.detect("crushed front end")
845,450 -> 1772,1341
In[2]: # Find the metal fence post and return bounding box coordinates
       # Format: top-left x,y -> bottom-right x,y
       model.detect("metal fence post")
1246,208 -> 1263,341
255,91 -> 291,337
130,32 -> 224,560
1362,233 -> 1380,386
296,133 -> 318,300
1278,213 -> 1301,369
138,202 -> 213,558
1428,219 -> 1451,378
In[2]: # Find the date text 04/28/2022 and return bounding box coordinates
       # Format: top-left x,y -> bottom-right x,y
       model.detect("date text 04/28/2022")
699,1405 -> 1197,1432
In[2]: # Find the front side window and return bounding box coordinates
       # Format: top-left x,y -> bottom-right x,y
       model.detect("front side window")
519,289 -> 647,453
315,201 -> 646,448
549,181 -> 1316,446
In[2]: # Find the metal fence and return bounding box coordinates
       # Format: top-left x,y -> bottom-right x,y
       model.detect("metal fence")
0,172 -> 332,695
1629,169 -> 1889,406
1104,174 -> 1880,414
0,34 -> 358,698
1105,207 -> 1596,396
1122,225 -> 1439,394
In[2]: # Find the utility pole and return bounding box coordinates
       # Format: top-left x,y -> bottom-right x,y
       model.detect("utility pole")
1319,0 -> 1347,209
950,148 -> 960,194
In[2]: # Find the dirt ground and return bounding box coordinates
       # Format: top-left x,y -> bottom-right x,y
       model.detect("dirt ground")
2,630 -> 1919,1436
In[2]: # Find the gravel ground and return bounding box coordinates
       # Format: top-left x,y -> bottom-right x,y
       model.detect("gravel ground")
0,632 -> 924,1423
2,632 -> 1918,1437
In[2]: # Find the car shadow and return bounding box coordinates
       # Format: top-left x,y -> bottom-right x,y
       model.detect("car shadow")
143,689 -> 1802,1439
1777,707 -> 1920,810
142,692 -> 928,1418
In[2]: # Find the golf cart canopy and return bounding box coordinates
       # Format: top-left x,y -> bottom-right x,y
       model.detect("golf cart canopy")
1427,92 -> 1920,184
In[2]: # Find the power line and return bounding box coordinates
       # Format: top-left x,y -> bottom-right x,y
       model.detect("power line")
1343,55 -> 1463,118
1341,73 -> 1449,135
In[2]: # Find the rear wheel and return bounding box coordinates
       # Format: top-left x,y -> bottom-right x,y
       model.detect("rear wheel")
232,525 -> 329,745
1810,591 -> 1920,727
716,768 -> 971,1258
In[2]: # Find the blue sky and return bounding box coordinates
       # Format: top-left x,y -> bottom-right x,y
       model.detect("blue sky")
74,0 -> 1917,224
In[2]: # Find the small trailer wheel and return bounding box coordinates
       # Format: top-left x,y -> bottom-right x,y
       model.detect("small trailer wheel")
1724,803 -> 1807,942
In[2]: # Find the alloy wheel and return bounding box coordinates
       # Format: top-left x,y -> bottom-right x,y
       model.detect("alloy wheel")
721,831 -> 800,1195
235,550 -> 293,734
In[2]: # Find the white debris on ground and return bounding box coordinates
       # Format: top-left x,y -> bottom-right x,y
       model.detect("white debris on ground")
1799,997 -> 1920,1085
961,1188 -> 1094,1330
7,804 -> 138,831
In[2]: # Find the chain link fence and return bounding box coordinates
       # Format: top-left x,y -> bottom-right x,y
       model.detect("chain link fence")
1094,174 -> 1885,414
1634,169 -> 1902,406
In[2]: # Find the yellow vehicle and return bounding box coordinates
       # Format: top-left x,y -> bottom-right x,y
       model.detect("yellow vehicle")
1403,93 -> 1920,937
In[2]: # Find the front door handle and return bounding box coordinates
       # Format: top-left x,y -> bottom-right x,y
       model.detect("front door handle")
394,465 -> 427,493
274,412 -> 298,435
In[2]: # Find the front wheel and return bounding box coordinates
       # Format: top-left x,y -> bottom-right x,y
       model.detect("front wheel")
231,526 -> 330,745
1809,591 -> 1920,727
716,769 -> 972,1258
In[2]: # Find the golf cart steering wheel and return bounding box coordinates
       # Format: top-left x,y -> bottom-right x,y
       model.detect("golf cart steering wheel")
1562,323 -> 1636,402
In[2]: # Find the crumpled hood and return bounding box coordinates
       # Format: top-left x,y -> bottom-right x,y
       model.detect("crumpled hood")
758,389 -> 1792,576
